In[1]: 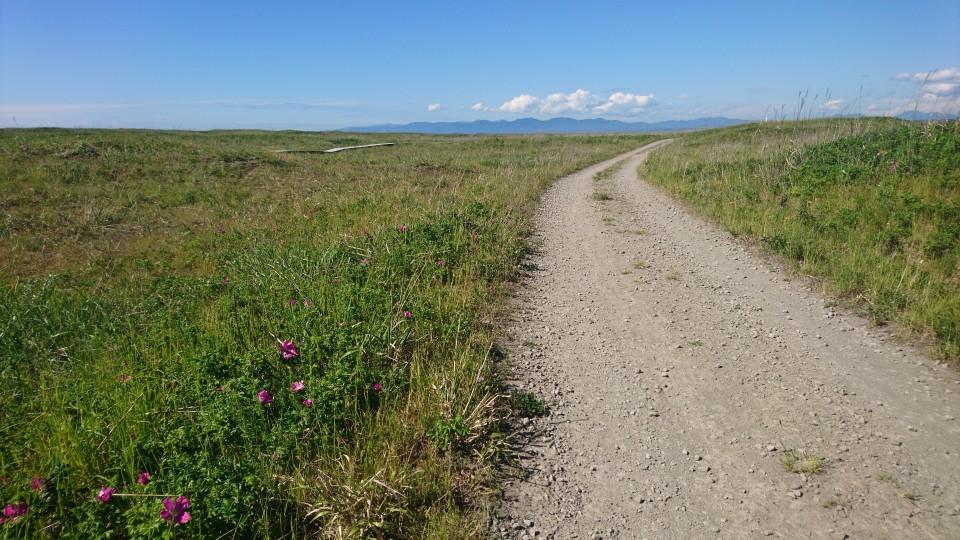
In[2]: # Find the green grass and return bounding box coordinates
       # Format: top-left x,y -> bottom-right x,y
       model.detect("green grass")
509,390 -> 548,418
779,450 -> 825,475
642,118 -> 960,360
592,191 -> 613,201
0,128 -> 656,538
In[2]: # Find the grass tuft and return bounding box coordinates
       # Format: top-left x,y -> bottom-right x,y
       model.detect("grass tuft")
510,390 -> 549,417
780,449 -> 826,474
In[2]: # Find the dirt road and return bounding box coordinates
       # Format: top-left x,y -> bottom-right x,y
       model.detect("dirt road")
495,141 -> 960,539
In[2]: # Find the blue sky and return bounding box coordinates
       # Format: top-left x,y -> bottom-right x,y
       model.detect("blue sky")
1,1 -> 958,129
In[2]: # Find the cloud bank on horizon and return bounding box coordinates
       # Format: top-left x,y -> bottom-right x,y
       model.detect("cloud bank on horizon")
2,68 -> 959,129
477,89 -> 655,116
438,67 -> 960,121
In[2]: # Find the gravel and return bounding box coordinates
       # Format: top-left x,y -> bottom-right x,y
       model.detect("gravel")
492,141 -> 960,539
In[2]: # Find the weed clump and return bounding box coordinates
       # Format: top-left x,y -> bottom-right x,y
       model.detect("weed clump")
510,390 -> 549,417
780,450 -> 825,474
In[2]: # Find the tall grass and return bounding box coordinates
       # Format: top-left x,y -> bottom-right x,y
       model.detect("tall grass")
642,118 -> 960,360
0,129 -> 657,537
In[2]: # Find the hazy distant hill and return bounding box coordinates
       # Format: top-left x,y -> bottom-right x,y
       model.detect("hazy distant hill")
896,111 -> 958,122
346,116 -> 747,134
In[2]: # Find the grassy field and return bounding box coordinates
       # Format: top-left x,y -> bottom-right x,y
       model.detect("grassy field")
642,118 -> 960,360
0,129 -> 657,538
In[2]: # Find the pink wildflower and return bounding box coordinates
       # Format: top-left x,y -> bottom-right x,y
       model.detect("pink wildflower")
280,340 -> 299,360
398,224 -> 408,233
302,398 -> 314,407
30,477 -> 44,492
303,299 -> 314,307
137,471 -> 151,486
402,310 -> 413,319
160,496 -> 191,525
291,380 -> 305,393
373,383 -> 383,393
222,276 -> 230,284
257,390 -> 273,404
288,298 -> 298,306
360,258 -> 369,266
95,487 -> 114,503
436,259 -> 446,267
1,502 -> 28,523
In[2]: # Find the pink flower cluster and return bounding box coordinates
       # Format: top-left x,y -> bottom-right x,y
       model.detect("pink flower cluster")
280,340 -> 299,360
160,496 -> 191,524
258,337 -> 385,409
1,502 -> 28,524
90,472 -> 191,526
258,339 -> 314,407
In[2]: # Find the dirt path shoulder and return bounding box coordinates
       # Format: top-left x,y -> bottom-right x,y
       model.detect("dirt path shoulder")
495,141 -> 960,539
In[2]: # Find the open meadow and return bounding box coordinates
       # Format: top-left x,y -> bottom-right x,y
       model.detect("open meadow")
0,130 -> 656,538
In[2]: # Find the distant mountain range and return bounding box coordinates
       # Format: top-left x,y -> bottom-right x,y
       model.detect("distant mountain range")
896,111 -> 958,122
346,116 -> 748,134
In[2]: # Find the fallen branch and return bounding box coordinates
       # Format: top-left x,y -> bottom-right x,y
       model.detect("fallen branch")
274,143 -> 396,154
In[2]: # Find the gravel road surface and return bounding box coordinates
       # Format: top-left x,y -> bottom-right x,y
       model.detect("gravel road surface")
495,141 -> 960,539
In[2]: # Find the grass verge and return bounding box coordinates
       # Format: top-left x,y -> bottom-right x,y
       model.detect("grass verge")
642,118 -> 960,361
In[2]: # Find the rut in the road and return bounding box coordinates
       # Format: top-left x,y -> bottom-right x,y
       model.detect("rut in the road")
494,141 -> 960,540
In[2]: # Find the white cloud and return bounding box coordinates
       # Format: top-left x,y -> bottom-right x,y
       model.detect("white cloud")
470,102 -> 487,111
894,68 -> 960,97
895,67 -> 960,84
495,89 -> 655,116
498,94 -> 539,113
426,103 -> 442,112
592,92 -> 655,114
878,67 -> 960,116
539,89 -> 594,114
922,82 -> 960,97
822,99 -> 845,111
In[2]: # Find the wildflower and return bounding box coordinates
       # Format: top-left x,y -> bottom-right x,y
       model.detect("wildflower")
137,471 -> 151,486
280,340 -> 299,360
1,502 -> 28,523
398,224 -> 408,233
30,477 -> 44,492
372,383 -> 383,393
160,496 -> 191,525
436,259 -> 446,267
257,390 -> 273,404
889,160 -> 898,172
288,298 -> 298,306
118,374 -> 133,383
95,487 -> 115,503
403,310 -> 413,319
360,258 -> 369,266
303,299 -> 314,307
302,398 -> 314,407
291,380 -> 305,393
222,276 -> 230,284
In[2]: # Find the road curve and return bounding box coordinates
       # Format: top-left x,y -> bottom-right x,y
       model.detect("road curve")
495,141 -> 960,539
